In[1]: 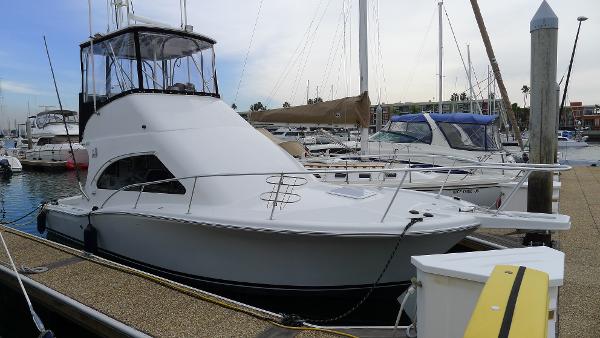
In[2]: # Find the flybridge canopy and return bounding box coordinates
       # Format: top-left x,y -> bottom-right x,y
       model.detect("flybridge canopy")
80,25 -> 216,60
391,113 -> 498,125
36,109 -> 77,117
79,25 -> 220,140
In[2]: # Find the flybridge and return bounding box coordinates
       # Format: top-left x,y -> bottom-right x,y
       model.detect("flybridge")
78,25 -> 220,140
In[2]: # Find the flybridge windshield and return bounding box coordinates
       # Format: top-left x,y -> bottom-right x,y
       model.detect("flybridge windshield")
80,27 -> 218,106
35,113 -> 78,128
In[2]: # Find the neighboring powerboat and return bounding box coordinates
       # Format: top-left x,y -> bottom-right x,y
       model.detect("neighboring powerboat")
367,113 -> 516,165
42,21 -> 570,323
0,155 -> 22,174
24,110 -> 89,168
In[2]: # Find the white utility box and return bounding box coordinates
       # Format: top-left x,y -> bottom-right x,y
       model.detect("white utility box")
411,246 -> 564,338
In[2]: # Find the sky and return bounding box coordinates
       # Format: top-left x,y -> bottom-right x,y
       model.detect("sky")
1,0 -> 599,127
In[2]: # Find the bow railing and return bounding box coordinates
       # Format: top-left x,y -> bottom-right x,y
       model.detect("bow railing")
98,162 -> 571,222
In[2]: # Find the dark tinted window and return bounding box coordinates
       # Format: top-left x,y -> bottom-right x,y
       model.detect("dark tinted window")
97,155 -> 185,194
371,122 -> 432,144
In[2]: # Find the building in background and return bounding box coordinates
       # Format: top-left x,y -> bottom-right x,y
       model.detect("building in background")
563,101 -> 600,130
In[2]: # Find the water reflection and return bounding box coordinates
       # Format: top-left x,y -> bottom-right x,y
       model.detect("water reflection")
0,171 -> 86,235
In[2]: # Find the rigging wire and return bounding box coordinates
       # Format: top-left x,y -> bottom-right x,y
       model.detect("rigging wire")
317,3 -> 346,99
265,0 -> 325,107
289,0 -> 333,105
374,0 -> 388,103
400,4 -> 436,100
43,36 -> 84,189
233,0 -> 265,106
442,4 -> 481,113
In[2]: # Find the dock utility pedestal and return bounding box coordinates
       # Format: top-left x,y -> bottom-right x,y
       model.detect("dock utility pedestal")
411,246 -> 564,338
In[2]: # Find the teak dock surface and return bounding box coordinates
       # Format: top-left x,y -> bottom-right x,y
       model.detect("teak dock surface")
1,166 -> 599,337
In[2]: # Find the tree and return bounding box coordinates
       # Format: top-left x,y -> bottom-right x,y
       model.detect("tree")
511,102 -> 530,130
307,97 -> 323,105
521,85 -> 530,108
459,92 -> 467,101
282,102 -> 291,108
231,103 -> 238,110
249,102 -> 267,112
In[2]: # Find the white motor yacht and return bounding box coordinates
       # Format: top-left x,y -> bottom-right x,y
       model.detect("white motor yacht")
368,113 -> 518,165
25,110 -> 89,168
42,23 -> 570,322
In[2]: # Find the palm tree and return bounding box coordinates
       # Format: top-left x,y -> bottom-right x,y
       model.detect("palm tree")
282,102 -> 291,108
250,102 -> 267,111
521,85 -> 530,107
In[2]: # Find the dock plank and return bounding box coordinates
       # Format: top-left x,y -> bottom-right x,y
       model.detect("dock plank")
557,167 -> 600,338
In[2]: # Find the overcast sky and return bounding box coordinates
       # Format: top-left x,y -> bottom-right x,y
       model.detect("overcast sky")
1,0 -> 599,126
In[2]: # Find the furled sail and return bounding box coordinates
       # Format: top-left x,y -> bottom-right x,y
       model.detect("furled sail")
249,92 -> 370,128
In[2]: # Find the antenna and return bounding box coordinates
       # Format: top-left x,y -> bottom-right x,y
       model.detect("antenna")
43,36 -> 87,198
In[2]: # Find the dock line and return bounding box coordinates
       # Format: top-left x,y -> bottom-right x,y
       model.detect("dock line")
0,230 -> 52,336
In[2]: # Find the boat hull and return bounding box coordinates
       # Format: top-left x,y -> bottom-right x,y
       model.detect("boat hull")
45,208 -> 475,324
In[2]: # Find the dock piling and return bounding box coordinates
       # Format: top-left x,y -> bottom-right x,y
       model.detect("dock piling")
526,1 -> 559,245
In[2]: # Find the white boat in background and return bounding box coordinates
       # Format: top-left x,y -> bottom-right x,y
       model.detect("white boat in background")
557,131 -> 588,148
25,110 -> 88,168
0,155 -> 22,174
367,113 -> 517,165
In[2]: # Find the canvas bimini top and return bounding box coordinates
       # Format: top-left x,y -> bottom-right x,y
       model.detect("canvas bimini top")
391,113 -> 498,125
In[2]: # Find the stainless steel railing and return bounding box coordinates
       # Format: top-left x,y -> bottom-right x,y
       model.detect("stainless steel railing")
99,162 -> 571,222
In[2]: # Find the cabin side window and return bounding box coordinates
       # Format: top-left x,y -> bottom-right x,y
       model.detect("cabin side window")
97,155 -> 186,194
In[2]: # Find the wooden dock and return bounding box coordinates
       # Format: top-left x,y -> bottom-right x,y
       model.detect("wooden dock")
0,227 -> 347,337
555,166 -> 600,337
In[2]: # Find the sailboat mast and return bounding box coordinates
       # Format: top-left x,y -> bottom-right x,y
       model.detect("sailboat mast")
467,44 -> 474,114
437,1 -> 443,114
470,0 -> 523,149
359,0 -> 369,154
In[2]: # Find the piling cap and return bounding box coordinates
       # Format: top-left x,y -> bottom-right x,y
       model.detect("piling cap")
531,0 -> 559,32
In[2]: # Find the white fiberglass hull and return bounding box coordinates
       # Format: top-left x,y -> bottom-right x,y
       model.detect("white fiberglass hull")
45,206 -> 476,289
25,143 -> 89,165
45,204 -> 475,324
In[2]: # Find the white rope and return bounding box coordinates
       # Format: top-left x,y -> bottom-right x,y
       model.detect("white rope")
0,231 -> 46,333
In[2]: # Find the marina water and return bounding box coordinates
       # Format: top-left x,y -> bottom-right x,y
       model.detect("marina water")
1,171 -> 85,235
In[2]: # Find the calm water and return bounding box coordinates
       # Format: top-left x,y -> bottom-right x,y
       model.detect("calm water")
0,171 -> 85,235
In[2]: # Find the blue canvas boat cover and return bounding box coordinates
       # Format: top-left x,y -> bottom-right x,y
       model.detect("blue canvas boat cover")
390,113 -> 498,125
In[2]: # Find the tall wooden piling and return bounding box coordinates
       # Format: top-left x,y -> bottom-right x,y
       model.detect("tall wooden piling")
527,0 -> 558,215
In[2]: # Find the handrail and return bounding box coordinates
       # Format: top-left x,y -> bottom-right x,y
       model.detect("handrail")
98,162 -> 571,210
